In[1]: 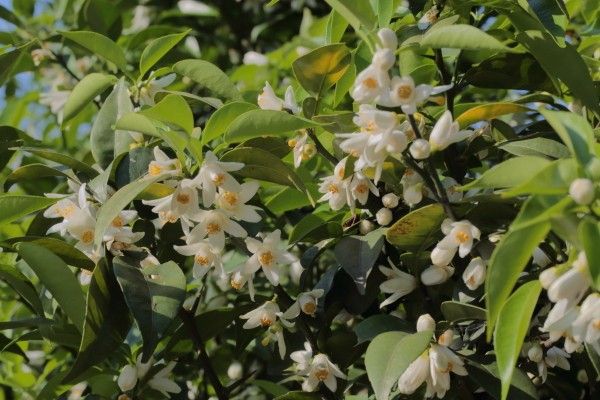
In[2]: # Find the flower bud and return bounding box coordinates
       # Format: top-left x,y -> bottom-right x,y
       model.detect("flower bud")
421,265 -> 454,286
117,365 -> 138,392
382,193 -> 399,209
416,313 -> 435,332
577,369 -> 588,383
569,178 -> 595,205
372,48 -> 395,70
403,183 -> 423,206
298,293 -> 318,315
437,329 -> 454,347
462,257 -> 486,290
377,28 -> 398,50
359,219 -> 375,235
376,207 -> 393,226
227,361 -> 243,380
547,256 -> 591,303
527,343 -> 543,363
539,266 -> 559,290
430,245 -> 456,267
409,139 -> 431,160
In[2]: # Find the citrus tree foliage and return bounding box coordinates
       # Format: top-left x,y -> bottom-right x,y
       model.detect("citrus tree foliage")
1,0 -> 600,399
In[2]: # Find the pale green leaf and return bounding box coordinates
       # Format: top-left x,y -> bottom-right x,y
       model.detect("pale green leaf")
139,30 -> 189,78
62,73 -> 117,123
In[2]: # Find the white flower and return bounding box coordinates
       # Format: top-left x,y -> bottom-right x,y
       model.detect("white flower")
409,138 -> 431,160
371,48 -> 395,70
44,197 -> 80,235
147,147 -> 182,178
31,48 -> 54,66
283,86 -> 301,115
571,293 -> 600,345
401,169 -> 424,206
462,257 -> 486,290
257,81 -> 283,110
143,179 -> 200,231
40,88 -> 70,120
240,301 -> 291,359
437,329 -> 454,347
139,74 -> 176,106
127,5 -> 151,33
397,351 -> 430,395
350,173 -> 379,207
383,75 -> 451,114
359,219 -> 375,235
318,161 -> 351,211
174,240 -> 223,279
243,230 -> 297,287
301,353 -> 347,392
428,110 -> 473,152
193,151 -> 244,207
541,298 -> 578,346
67,207 -> 97,254
428,343 -> 468,396
288,132 -> 316,168
416,313 -> 436,332
533,247 -> 552,268
187,209 -> 247,249
547,253 -> 590,304
421,264 -> 455,286
545,347 -> 570,370
431,219 -> 481,266
243,51 -> 268,66
539,266 -> 559,289
283,289 -> 325,318
377,28 -> 398,50
378,265 -> 417,308
118,364 -> 138,392
376,207 -> 392,226
350,65 -> 390,104
291,342 -> 313,374
569,178 -> 595,205
147,362 -> 181,397
382,193 -> 399,209
215,181 -> 262,223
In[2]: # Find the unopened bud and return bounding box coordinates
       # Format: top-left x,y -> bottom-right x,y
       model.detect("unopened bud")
359,219 -> 375,234
539,267 -> 559,290
382,193 -> 399,209
569,178 -> 595,205
377,28 -> 398,50
528,343 -> 543,363
376,207 -> 393,226
409,139 -> 431,160
227,361 -> 243,380
416,313 -> 436,332
438,329 -> 454,347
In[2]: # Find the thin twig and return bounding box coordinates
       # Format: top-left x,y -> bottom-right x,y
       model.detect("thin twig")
307,128 -> 338,166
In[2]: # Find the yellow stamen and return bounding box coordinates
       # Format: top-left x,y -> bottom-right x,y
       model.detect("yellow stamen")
212,173 -> 225,186
260,315 -> 273,327
455,231 -> 469,243
81,230 -> 94,244
397,85 -> 412,100
259,251 -> 274,267
302,302 -> 316,315
315,368 -> 329,381
206,222 -> 221,234
364,77 -> 377,89
222,192 -> 238,207
148,163 -> 163,176
176,193 -> 190,205
195,255 -> 210,266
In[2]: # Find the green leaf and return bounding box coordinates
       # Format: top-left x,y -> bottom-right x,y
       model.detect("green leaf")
386,204 -> 446,251
274,392 -> 321,400
194,308 -> 238,341
485,220 -> 549,341
173,59 -> 241,100
62,259 -> 132,384
498,138 -> 569,159
586,342 -> 600,377
220,147 -> 308,194
461,156 -> 550,190
139,94 -> 194,135
114,112 -> 159,137
0,195 -> 58,227
62,73 -> 117,123
18,147 -> 99,177
223,109 -> 320,143
539,109 -> 595,166
0,42 -> 31,87
139,30 -> 189,78
90,78 -> 134,168
365,330 -> 432,400
377,0 -> 395,27
60,31 -> 127,72
326,10 -> 348,44
503,158 -> 577,197
0,317 -> 54,330
94,175 -> 162,246
0,263 -> 44,314
421,24 -> 516,52
292,44 -> 351,96
466,360 -> 539,400
579,219 -> 600,290
202,101 -> 257,145
513,29 -> 599,114
113,258 -> 186,361
289,213 -> 342,244
16,237 -> 94,270
456,103 -> 529,128
495,281 -> 541,400
17,242 -> 86,332
334,229 -> 384,295
3,163 -> 69,190
441,301 -> 487,323
354,315 -> 413,344
323,0 -> 377,32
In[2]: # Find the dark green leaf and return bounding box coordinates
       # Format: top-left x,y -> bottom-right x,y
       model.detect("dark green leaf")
292,44 -> 351,96
441,301 -> 486,323
354,314 -> 413,344
3,163 -> 69,191
139,30 -> 189,77
334,229 -> 384,295
223,109 -> 320,143
18,147 -> 99,177
0,195 -> 58,227
173,59 -> 241,100
62,73 -> 117,123
0,263 -> 44,314
202,101 -> 257,145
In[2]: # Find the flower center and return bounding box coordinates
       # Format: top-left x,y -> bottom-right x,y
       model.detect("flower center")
195,255 -> 210,266
259,251 -> 275,267
230,277 -> 243,290
81,230 -> 94,244
112,215 -> 124,227
159,211 -> 179,223
355,183 -> 368,194
206,222 -> 221,234
328,183 -> 339,194
222,192 -> 238,207
593,319 -> 600,330
302,301 -> 317,315
58,204 -> 76,218
337,167 -> 345,179
211,173 -> 225,186
260,314 -> 273,327
288,138 -> 298,148
364,77 -> 377,89
397,85 -> 412,100
176,193 -> 191,205
364,121 -> 377,133
455,231 -> 469,243
148,163 -> 163,176
315,367 -> 329,381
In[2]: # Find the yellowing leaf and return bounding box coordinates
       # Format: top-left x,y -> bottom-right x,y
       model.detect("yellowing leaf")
456,103 -> 530,128
292,44 -> 351,96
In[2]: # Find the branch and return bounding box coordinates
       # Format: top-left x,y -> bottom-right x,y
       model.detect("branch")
178,308 -> 228,400
307,128 -> 338,166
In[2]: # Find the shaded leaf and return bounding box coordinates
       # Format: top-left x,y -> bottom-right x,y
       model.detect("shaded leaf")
441,301 -> 486,323
579,219 -> 600,290
292,44 -> 351,96
60,31 -> 127,72
334,229 -> 384,295
0,195 -> 58,227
